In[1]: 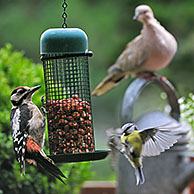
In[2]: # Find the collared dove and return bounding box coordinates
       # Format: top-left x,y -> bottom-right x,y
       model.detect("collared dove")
92,5 -> 177,96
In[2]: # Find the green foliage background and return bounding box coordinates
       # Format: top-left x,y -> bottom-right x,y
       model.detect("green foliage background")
180,94 -> 194,130
0,0 -> 194,193
0,45 -> 93,194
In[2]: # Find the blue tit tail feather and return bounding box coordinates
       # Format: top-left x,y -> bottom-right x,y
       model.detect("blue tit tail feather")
135,166 -> 145,185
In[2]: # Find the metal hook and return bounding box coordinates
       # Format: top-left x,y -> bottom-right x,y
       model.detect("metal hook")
121,77 -> 180,123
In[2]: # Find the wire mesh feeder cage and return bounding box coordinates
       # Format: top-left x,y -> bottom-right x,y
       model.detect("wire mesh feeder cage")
40,28 -> 109,163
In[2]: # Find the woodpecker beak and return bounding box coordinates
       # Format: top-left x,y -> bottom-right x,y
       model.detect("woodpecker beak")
29,85 -> 41,95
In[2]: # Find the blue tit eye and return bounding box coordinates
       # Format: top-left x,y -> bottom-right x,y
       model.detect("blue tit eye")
122,123 -> 132,135
123,124 -> 136,136
130,125 -> 136,132
124,129 -> 131,136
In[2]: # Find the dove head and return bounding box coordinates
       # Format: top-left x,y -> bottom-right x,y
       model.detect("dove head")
133,5 -> 154,23
122,123 -> 137,136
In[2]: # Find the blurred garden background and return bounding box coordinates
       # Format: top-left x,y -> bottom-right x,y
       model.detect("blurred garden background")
0,0 -> 194,193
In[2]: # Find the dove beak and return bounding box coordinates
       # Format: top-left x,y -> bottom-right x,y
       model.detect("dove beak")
133,14 -> 139,20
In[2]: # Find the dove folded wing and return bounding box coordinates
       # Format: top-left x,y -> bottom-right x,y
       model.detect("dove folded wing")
140,124 -> 182,157
109,35 -> 148,73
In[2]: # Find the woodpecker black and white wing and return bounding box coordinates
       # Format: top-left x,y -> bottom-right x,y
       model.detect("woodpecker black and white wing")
139,123 -> 182,157
10,108 -> 16,130
11,104 -> 32,174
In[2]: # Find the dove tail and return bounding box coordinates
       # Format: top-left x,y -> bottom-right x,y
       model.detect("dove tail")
135,166 -> 145,185
92,73 -> 125,96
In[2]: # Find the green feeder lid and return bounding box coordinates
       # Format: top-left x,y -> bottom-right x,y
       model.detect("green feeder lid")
40,28 -> 89,54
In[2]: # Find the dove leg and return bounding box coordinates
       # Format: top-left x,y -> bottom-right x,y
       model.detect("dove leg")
136,72 -> 166,81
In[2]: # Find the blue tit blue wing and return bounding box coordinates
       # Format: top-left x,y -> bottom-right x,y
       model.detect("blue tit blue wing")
139,121 -> 183,157
106,127 -> 125,167
106,127 -> 125,152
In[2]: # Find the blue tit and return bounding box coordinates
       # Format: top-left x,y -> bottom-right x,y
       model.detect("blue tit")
107,122 -> 182,185
121,123 -> 145,185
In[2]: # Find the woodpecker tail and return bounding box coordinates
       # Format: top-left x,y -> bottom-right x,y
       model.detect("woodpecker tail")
26,138 -> 66,184
36,150 -> 66,184
135,166 -> 145,185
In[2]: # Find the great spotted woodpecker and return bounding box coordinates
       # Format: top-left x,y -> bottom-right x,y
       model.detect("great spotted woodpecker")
10,85 -> 66,184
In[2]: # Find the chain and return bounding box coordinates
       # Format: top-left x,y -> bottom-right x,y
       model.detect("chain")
62,0 -> 68,28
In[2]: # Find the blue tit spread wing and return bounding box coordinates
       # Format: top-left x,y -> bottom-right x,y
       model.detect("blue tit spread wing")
106,128 -> 125,167
139,122 -> 182,157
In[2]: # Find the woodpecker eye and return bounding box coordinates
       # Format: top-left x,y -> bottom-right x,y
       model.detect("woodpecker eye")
17,88 -> 25,94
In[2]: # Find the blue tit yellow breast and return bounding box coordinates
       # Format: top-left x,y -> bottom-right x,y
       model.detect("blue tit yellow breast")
121,130 -> 143,156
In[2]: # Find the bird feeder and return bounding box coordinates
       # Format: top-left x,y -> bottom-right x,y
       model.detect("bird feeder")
40,1 -> 109,163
